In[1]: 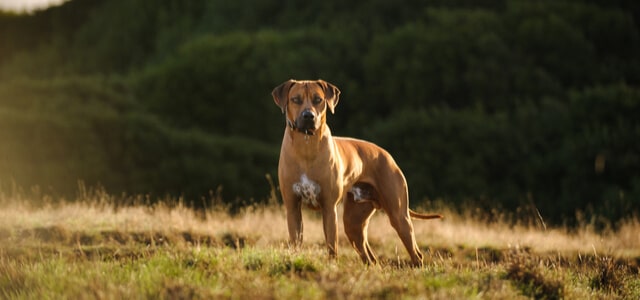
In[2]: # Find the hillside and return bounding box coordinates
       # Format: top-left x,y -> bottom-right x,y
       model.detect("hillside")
1,192 -> 639,298
1,0 -> 639,223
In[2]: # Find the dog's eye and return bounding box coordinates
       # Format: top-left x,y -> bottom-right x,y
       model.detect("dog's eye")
312,97 -> 323,105
291,97 -> 302,104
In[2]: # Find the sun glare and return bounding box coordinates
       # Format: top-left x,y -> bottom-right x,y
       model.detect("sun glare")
0,0 -> 69,12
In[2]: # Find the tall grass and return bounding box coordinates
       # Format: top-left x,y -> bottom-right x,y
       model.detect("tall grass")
1,188 -> 638,299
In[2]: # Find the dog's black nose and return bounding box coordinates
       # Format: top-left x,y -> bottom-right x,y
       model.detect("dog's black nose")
302,110 -> 315,120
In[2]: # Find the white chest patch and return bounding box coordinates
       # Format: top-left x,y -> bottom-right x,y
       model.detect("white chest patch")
293,174 -> 321,208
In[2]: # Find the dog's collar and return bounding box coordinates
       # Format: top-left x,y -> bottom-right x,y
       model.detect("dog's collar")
287,119 -> 315,136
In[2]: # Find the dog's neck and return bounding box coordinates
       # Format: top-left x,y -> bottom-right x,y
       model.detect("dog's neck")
285,123 -> 332,161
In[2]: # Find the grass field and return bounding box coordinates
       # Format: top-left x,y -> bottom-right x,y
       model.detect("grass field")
1,189 -> 639,299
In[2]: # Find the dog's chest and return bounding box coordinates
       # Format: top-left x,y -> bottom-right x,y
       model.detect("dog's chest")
292,174 -> 321,208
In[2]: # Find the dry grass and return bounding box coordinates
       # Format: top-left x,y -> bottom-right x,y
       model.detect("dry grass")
1,189 -> 639,299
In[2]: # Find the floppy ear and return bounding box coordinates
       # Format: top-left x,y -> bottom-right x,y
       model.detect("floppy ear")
317,79 -> 341,114
272,79 -> 296,114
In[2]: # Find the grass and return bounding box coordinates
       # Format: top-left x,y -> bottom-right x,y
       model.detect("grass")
0,189 -> 639,299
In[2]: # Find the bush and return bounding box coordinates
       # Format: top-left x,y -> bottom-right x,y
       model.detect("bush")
363,107 -> 521,210
364,84 -> 640,223
0,78 -> 131,195
0,78 -> 278,205
133,28 -> 361,142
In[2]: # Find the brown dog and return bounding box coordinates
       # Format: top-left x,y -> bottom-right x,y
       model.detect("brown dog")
272,79 -> 442,266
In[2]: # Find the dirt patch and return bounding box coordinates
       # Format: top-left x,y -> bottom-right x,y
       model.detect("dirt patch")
181,231 -> 218,247
13,226 -> 225,250
32,226 -> 72,243
0,228 -> 11,241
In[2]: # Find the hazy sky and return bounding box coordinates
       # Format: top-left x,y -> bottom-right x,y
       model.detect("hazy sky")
0,0 -> 68,12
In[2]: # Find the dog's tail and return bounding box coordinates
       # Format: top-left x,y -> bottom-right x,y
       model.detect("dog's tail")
409,210 -> 443,220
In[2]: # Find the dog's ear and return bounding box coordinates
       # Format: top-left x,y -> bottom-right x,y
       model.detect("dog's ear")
317,79 -> 341,114
272,79 -> 296,114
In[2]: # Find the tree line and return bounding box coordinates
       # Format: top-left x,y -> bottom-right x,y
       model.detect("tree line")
1,0 -> 639,224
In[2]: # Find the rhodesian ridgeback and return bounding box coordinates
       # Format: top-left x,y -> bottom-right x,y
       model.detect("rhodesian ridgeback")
272,79 -> 442,267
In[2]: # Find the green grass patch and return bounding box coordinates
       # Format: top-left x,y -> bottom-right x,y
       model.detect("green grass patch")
1,201 -> 639,299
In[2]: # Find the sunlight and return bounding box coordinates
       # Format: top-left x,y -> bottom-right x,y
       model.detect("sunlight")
0,0 -> 69,12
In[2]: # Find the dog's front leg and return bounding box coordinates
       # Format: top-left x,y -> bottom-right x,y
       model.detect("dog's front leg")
285,198 -> 303,247
322,204 -> 339,258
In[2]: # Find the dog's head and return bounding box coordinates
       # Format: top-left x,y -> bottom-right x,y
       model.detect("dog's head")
272,79 -> 340,135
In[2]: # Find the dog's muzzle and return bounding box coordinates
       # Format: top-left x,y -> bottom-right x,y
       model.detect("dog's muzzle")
295,109 -> 316,132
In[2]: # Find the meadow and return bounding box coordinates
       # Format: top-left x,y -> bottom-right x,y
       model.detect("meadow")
0,188 -> 638,299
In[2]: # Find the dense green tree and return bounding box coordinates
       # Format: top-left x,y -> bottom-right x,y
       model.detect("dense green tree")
0,0 -> 638,222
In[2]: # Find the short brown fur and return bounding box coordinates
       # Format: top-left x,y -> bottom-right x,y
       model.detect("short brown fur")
272,79 -> 442,266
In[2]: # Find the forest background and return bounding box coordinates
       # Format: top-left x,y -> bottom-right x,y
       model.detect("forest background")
1,0 -> 639,225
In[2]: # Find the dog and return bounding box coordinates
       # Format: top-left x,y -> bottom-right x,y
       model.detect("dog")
272,79 -> 442,266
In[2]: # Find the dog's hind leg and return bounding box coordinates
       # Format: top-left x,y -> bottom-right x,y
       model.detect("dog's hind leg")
388,213 -> 423,267
378,175 -> 424,267
344,192 -> 378,265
